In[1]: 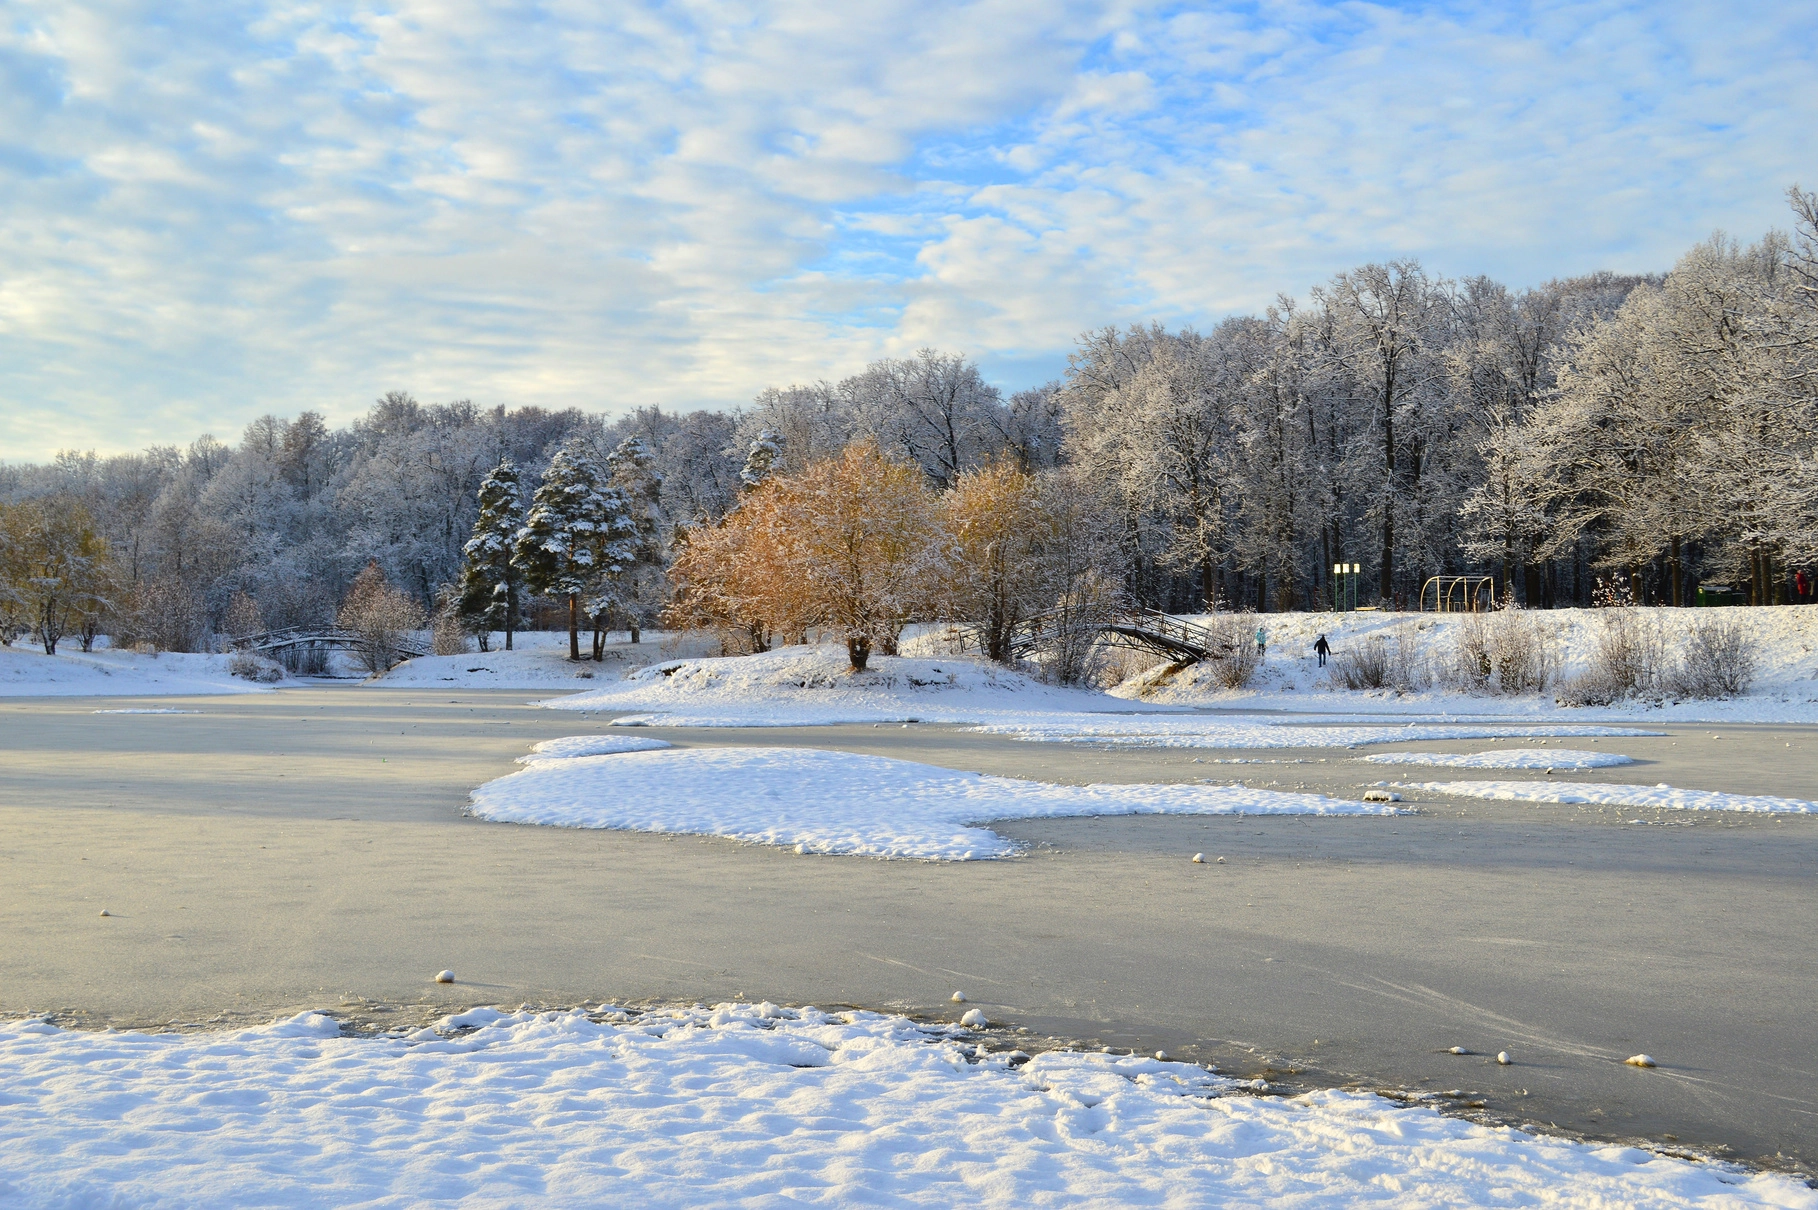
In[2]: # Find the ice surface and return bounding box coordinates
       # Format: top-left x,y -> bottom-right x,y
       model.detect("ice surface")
0,1004 -> 1804,1208
1396,780 -> 1817,813
470,744 -> 1397,859
1363,748 -> 1636,769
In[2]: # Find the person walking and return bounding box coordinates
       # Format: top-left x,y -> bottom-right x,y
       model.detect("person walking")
1314,633 -> 1330,667
1255,626 -> 1267,658
1797,569 -> 1811,604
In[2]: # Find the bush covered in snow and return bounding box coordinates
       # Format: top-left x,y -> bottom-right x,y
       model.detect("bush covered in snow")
227,651 -> 283,682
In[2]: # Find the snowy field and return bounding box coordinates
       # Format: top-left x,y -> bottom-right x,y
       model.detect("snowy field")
1113,605 -> 1818,724
375,629 -> 716,689
2,1005 -> 1808,1210
0,644 -> 273,697
1395,780 -> 1818,814
470,744 -> 1391,859
969,716 -> 1661,748
545,645 -> 1164,726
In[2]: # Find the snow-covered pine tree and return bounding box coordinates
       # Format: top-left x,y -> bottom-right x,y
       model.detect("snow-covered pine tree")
605,437 -> 667,644
515,442 -> 635,660
458,460 -> 527,651
739,429 -> 784,490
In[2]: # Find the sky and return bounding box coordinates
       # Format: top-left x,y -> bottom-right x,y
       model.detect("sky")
2,0 -> 1815,462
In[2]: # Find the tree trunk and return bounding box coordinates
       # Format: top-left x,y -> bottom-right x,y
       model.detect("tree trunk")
567,593 -> 580,660
629,622 -> 640,643
846,633 -> 872,672
1670,535 -> 1683,607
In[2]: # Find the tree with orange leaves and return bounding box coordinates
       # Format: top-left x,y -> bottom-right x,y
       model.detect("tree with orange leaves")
941,461 -> 1062,663
665,441 -> 947,671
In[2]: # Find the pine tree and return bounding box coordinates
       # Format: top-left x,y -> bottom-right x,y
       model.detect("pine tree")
458,461 -> 527,650
605,437 -> 667,643
739,429 -> 784,490
514,442 -> 636,660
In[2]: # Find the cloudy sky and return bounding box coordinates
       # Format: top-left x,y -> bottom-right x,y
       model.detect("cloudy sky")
3,0 -> 1814,461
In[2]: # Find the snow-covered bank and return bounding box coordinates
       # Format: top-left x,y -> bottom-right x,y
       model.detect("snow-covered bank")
1112,605 -> 1818,724
375,629 -> 717,690
0,1005 -> 1805,1209
469,744 -> 1390,859
1397,780 -> 1818,813
1363,748 -> 1637,769
0,645 -> 273,697
543,645 -> 1166,726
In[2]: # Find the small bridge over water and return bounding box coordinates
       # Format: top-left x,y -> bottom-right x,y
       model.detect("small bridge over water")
238,626 -> 430,660
954,606 -> 1236,664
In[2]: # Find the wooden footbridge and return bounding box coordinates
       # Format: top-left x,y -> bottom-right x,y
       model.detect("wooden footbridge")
955,606 -> 1235,664
238,626 -> 430,660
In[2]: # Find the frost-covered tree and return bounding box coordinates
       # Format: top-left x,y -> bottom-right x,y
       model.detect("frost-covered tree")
739,430 -> 785,491
514,442 -> 636,660
457,460 -> 527,651
600,438 -> 667,644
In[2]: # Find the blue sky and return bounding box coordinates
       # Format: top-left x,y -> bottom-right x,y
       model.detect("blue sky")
2,0 -> 1815,460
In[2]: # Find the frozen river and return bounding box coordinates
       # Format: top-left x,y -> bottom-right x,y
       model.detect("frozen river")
2,688 -> 1814,1173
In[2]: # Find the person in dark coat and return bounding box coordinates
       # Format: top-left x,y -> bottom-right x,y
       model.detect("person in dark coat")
1314,634 -> 1331,667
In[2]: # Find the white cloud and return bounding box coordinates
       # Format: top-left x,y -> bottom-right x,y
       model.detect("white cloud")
0,0 -> 1813,459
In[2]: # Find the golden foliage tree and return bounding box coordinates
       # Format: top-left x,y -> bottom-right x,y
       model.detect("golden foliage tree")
941,462 -> 1062,663
666,441 -> 947,671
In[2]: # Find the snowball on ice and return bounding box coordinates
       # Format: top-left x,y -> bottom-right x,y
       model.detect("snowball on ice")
0,1005 -> 1803,1209
1363,748 -> 1635,769
470,743 -> 1398,860
1394,780 -> 1817,814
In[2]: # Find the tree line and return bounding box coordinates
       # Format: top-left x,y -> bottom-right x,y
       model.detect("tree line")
4,187 -> 1815,656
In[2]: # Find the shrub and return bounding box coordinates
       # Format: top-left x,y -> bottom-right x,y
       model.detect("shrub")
1333,633 -> 1392,690
228,650 -> 283,682
1590,606 -> 1661,697
1490,610 -> 1549,694
1201,613 -> 1261,689
338,562 -> 427,673
1669,619 -> 1755,699
431,607 -> 471,656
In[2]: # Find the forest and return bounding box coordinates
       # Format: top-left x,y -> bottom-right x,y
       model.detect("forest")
3,187 -> 1815,658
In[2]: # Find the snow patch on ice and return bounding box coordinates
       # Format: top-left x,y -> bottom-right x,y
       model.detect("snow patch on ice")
517,734 -> 674,762
1396,780 -> 1817,813
1363,748 -> 1636,769
974,716 -> 1661,749
471,744 -> 1394,859
0,1004 -> 1803,1208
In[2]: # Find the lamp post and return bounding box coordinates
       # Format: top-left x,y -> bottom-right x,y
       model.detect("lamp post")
1332,563 -> 1360,612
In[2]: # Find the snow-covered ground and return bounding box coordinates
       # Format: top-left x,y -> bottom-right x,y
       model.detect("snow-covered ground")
1363,747 -> 1637,769
376,629 -> 717,690
470,744 -> 1391,859
1396,780 -> 1818,814
544,645 -> 1168,726
0,1004 -> 1805,1209
0,644 -> 273,697
1112,605 -> 1818,724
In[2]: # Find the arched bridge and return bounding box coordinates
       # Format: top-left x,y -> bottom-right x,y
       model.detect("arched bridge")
237,626 -> 430,660
955,606 -> 1236,664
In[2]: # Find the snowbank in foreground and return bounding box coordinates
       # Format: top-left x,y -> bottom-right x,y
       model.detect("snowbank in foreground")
1396,780 -> 1818,813
542,645 -> 1166,726
1363,748 -> 1636,769
0,645 -> 272,697
1,1005 -> 1803,1209
469,745 -> 1389,858
1112,605 -> 1818,724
